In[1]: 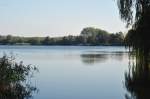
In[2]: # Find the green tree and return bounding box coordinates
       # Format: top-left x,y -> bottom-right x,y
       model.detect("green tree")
117,0 -> 150,27
80,27 -> 110,45
27,37 -> 41,45
42,36 -> 50,45
5,35 -> 14,44
117,0 -> 150,57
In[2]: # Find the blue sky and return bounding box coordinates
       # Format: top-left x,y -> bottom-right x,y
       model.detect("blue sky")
0,0 -> 127,37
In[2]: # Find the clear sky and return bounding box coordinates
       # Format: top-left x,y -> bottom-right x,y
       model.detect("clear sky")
0,0 -> 127,37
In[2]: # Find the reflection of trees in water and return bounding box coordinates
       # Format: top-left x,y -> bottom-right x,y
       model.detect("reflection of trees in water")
117,0 -> 150,98
80,53 -> 108,64
0,55 -> 38,99
80,51 -> 127,65
125,55 -> 150,99
110,52 -> 127,61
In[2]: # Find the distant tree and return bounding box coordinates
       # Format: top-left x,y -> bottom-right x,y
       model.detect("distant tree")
80,27 -> 112,45
17,37 -> 25,44
27,37 -> 41,45
75,36 -> 85,45
42,36 -> 51,45
6,35 -> 14,44
0,35 -> 6,44
0,28 -> 125,46
96,30 -> 110,45
80,27 -> 100,37
109,32 -> 124,45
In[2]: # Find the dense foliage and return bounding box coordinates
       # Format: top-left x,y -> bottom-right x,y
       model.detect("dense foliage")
117,0 -> 150,27
0,27 -> 124,46
0,55 -> 38,99
117,0 -> 150,57
117,1 -> 150,99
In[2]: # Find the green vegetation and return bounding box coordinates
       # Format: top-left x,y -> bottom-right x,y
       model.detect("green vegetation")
0,55 -> 38,99
0,27 -> 124,46
117,0 -> 150,57
117,0 -> 150,98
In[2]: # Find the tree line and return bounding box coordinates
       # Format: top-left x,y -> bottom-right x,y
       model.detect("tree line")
0,27 -> 124,46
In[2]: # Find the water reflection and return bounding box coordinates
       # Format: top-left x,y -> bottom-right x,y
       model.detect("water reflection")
0,55 -> 38,99
80,51 -> 127,65
124,56 -> 150,99
80,53 -> 108,64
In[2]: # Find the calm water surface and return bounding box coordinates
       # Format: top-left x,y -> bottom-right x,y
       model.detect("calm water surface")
0,46 -> 129,99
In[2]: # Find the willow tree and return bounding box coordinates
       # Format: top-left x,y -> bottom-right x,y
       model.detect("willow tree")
117,0 -> 150,60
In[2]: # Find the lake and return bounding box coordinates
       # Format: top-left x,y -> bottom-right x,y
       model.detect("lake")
0,46 -> 129,99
